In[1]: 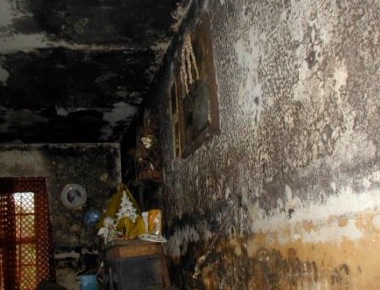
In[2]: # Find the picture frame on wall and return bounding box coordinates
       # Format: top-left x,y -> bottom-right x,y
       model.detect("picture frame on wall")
170,13 -> 219,158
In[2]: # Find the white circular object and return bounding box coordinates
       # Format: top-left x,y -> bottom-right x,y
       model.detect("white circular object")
60,184 -> 87,209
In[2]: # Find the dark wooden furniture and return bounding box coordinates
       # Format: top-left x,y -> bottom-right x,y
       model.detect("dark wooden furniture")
103,239 -> 170,290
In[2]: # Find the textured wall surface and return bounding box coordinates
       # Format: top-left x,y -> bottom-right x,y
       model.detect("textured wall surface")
0,143 -> 121,289
157,0 -> 380,289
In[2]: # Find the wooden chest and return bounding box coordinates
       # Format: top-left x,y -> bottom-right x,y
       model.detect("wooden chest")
103,239 -> 170,290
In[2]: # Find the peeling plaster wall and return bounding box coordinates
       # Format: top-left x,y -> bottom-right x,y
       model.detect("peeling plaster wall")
0,143 -> 121,289
156,0 -> 380,289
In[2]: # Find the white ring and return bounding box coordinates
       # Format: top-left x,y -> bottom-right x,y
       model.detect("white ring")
60,184 -> 87,209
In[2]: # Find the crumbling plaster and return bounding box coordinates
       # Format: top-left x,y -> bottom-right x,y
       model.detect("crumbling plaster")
157,0 -> 380,289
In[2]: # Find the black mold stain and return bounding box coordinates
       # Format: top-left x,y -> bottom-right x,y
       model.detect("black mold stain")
331,263 -> 351,286
171,242 -> 325,289
0,0 -> 185,143
0,47 -> 153,142
321,124 -> 333,144
306,49 -> 317,69
169,225 -> 352,289
12,17 -> 40,34
2,48 -> 153,107
31,0 -> 179,44
287,208 -> 295,218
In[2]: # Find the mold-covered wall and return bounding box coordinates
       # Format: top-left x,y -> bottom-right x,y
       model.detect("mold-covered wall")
0,143 -> 121,289
157,0 -> 380,289
0,0 -> 189,144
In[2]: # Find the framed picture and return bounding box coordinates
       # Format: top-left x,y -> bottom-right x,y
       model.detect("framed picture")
170,14 -> 219,158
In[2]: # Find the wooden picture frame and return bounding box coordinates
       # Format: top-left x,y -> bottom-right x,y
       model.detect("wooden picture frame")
170,14 -> 219,158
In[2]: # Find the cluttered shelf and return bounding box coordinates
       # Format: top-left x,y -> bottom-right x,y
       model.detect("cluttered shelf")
96,184 -> 170,290
134,109 -> 163,184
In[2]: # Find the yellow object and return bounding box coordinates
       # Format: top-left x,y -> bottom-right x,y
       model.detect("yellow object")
97,184 -> 141,229
116,215 -> 147,239
148,209 -> 162,235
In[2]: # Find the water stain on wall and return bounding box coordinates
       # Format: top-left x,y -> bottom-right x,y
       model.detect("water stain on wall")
170,235 -> 356,290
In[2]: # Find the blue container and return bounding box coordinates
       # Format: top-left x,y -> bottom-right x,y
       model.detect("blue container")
79,274 -> 99,290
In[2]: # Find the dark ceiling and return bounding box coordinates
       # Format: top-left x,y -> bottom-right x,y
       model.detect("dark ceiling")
0,0 -> 189,144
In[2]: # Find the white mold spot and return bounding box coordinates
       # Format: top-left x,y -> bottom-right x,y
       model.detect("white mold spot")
56,106 -> 69,116
234,27 -> 264,129
0,64 -> 9,84
101,102 -> 137,140
225,186 -> 231,200
333,61 -> 348,91
251,180 -> 380,244
285,184 -> 292,201
0,34 -> 49,53
166,225 -> 201,257
301,217 -> 362,244
277,198 -> 283,209
0,0 -> 14,27
372,215 -> 380,230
